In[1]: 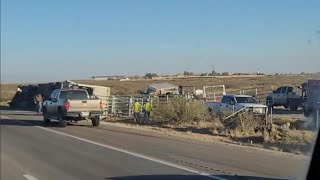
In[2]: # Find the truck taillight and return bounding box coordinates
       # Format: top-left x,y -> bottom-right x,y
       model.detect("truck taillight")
64,100 -> 70,110
99,100 -> 103,110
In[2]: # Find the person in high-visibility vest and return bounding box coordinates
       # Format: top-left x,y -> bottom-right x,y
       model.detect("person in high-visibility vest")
143,99 -> 152,124
132,100 -> 142,124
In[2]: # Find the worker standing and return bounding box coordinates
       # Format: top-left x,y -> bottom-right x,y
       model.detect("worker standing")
132,100 -> 142,124
143,99 -> 152,124
33,93 -> 43,114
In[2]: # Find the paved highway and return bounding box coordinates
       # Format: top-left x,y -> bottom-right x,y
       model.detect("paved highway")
0,110 -> 311,180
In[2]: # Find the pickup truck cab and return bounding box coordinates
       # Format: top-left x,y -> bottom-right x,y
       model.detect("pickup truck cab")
42,89 -> 103,127
266,86 -> 302,111
207,94 -> 267,115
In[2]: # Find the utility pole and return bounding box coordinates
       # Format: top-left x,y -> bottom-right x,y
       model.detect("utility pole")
211,64 -> 216,75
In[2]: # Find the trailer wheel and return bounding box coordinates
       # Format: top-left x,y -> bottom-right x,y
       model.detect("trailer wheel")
91,118 -> 100,126
290,105 -> 298,111
304,109 -> 310,117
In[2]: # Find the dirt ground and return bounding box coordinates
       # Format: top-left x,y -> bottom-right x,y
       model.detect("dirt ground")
0,74 -> 314,102
104,116 -> 316,155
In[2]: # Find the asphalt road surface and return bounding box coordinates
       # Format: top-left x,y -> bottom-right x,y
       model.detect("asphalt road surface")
0,110 -> 312,180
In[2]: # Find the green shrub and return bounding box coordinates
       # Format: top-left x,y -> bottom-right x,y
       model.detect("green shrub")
152,97 -> 209,123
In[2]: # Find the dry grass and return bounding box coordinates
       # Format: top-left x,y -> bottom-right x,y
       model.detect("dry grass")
264,130 -> 316,155
74,75 -> 311,95
0,84 -> 18,102
0,75 -> 311,100
225,113 -> 265,134
152,97 -> 209,123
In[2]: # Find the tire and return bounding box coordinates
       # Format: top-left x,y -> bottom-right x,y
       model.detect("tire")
42,108 -> 50,125
290,105 -> 298,111
57,111 -> 67,127
91,118 -> 100,126
304,108 -> 310,117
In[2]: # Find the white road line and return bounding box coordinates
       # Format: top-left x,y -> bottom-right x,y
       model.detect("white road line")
23,174 -> 39,180
1,115 -> 227,180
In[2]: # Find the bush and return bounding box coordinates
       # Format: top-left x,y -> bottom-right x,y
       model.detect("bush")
144,73 -> 158,79
222,112 -> 265,133
152,97 -> 209,123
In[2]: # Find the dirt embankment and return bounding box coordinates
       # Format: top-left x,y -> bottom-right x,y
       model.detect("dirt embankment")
103,114 -> 316,156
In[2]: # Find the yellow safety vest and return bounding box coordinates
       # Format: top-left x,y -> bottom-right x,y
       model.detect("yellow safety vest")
144,102 -> 152,111
132,102 -> 141,112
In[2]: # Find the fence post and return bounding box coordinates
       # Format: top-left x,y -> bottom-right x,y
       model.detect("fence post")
141,98 -> 144,114
128,96 -> 133,117
213,93 -> 216,101
255,88 -> 258,96
222,85 -> 226,95
166,95 -> 169,104
270,107 -> 273,124
265,108 -> 268,125
111,95 -> 115,114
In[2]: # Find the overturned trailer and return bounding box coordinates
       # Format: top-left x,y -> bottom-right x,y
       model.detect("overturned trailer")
10,82 -> 64,109
64,80 -> 111,117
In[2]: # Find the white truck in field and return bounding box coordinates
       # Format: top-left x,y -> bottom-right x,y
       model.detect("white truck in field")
206,94 -> 267,115
266,86 -> 302,111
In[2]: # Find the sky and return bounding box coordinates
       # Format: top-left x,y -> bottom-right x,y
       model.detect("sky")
1,0 -> 320,83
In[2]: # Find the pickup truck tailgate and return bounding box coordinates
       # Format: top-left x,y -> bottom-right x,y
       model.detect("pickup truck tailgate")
67,100 -> 101,112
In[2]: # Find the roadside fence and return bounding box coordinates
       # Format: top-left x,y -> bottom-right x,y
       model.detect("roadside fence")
101,94 -> 201,118
227,86 -> 274,103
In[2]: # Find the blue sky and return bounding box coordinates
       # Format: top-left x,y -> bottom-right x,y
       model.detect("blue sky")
1,0 -> 320,83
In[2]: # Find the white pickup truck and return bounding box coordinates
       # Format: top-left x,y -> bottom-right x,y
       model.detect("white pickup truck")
266,86 -> 302,111
206,94 -> 267,115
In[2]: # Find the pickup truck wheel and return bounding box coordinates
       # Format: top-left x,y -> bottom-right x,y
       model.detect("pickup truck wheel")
91,118 -> 100,126
43,110 -> 50,125
57,112 -> 67,127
